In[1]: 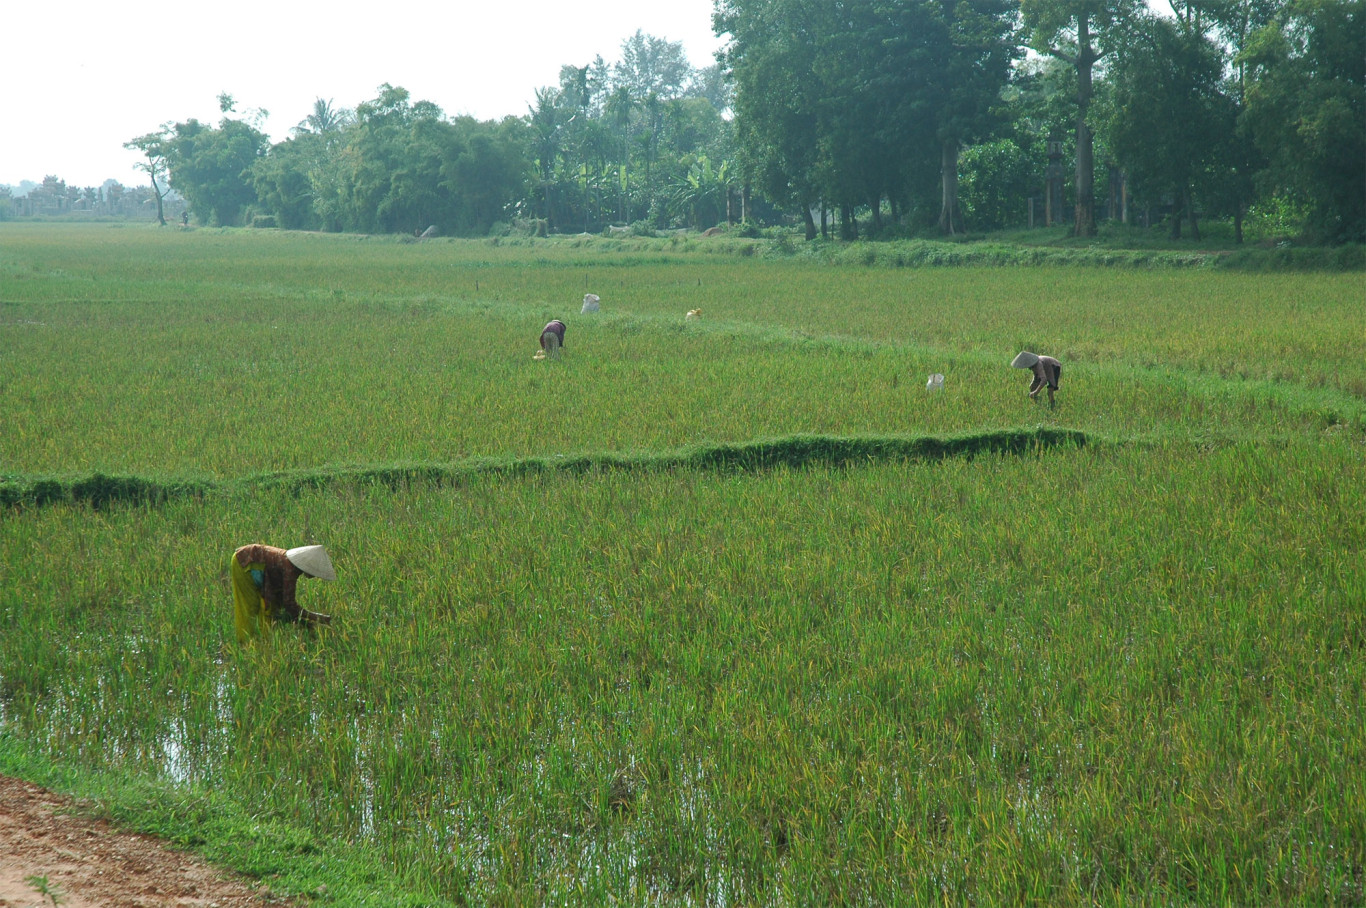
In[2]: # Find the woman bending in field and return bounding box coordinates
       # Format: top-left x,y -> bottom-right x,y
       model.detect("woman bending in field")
540,319 -> 566,356
1012,351 -> 1062,407
230,544 -> 335,643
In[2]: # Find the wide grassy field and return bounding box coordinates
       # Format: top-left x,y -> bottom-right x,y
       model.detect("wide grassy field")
1,222 -> 1364,905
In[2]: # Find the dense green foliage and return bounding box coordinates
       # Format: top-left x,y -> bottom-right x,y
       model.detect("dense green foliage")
108,1 -> 1364,243
719,0 -> 1020,237
1107,12 -> 1234,240
1241,0 -> 1366,242
1,223 -> 1364,904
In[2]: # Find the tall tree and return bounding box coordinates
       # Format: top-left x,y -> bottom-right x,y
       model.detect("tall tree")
1199,0 -> 1279,241
819,0 -> 908,235
256,98 -> 354,231
924,0 -> 1020,233
124,129 -> 172,226
1108,10 -> 1235,239
253,132 -> 325,229
294,97 -> 352,137
1021,0 -> 1137,236
515,30 -> 733,233
337,84 -> 453,234
721,0 -> 1016,236
440,117 -> 530,235
528,86 -> 567,231
1241,0 -> 1365,242
614,31 -> 695,101
157,93 -> 271,226
688,63 -> 734,113
162,107 -> 269,227
605,86 -> 636,222
719,0 -> 839,238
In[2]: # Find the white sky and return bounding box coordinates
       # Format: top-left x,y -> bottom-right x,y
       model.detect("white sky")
2,1 -> 727,190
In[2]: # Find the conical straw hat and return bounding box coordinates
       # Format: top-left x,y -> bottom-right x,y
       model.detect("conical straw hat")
286,545 -> 336,581
1011,351 -> 1040,369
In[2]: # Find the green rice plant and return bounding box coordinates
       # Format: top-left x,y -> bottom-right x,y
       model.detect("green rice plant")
3,223 -> 1363,475
0,222 -> 1363,905
1,263 -> 1360,476
3,435 -> 1363,904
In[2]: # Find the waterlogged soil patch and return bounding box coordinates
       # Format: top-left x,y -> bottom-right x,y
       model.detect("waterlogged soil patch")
0,773 -> 287,908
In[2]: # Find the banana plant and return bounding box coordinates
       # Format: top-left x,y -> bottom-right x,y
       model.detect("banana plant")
670,154 -> 732,229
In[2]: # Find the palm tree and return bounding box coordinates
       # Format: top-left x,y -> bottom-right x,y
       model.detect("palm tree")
295,98 -> 348,136
529,88 -> 565,230
605,86 -> 635,223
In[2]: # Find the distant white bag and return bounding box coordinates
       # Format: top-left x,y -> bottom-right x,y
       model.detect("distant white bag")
581,293 -> 600,313
926,373 -> 945,392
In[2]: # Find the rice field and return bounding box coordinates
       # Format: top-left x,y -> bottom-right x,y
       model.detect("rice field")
1,223 -> 1364,905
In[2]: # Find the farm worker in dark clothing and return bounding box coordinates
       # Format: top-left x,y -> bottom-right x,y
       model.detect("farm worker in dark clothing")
230,544 -> 335,643
1012,351 -> 1062,407
540,319 -> 566,355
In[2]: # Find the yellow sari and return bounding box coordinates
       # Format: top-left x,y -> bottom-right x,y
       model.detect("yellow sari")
230,553 -> 275,643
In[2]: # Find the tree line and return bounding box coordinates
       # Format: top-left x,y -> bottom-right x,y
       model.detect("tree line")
122,1 -> 1361,244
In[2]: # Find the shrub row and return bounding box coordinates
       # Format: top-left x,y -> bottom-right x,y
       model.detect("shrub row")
0,428 -> 1088,511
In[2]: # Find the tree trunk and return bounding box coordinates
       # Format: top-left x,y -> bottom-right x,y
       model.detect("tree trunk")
151,173 -> 167,227
1187,187 -> 1200,240
803,204 -> 818,241
1073,14 -> 1098,238
840,204 -> 858,240
543,178 -> 555,233
938,139 -> 962,235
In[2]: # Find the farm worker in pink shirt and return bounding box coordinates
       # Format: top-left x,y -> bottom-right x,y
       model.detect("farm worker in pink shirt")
1011,351 -> 1062,407
540,319 -> 566,354
230,544 -> 335,643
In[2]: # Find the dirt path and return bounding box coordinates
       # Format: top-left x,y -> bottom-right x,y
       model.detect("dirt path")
0,774 -> 286,908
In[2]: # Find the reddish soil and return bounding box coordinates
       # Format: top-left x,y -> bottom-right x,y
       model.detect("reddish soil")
0,774 -> 288,908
